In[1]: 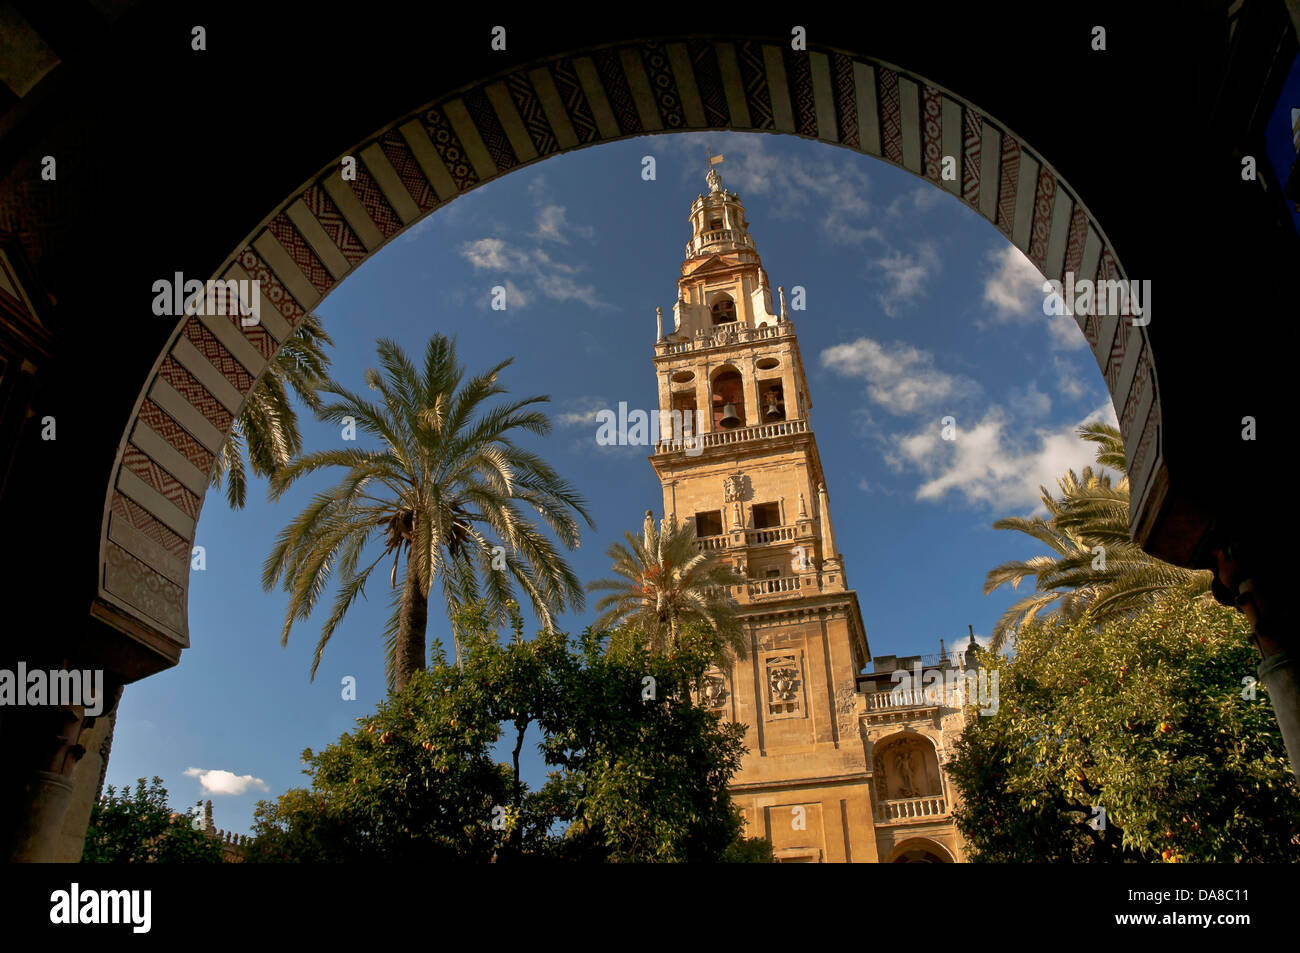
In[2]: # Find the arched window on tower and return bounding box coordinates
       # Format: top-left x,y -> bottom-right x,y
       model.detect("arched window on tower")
758,381 -> 785,421
711,367 -> 746,430
710,295 -> 736,325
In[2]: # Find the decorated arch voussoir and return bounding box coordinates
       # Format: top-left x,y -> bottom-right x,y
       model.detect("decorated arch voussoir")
98,36 -> 1164,662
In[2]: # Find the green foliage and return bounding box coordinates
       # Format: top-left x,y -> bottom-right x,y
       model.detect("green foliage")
212,313 -> 334,509
984,423 -> 1211,651
587,514 -> 745,661
246,605 -> 752,862
720,835 -> 777,863
83,777 -> 224,863
949,596 -> 1300,861
261,334 -> 593,690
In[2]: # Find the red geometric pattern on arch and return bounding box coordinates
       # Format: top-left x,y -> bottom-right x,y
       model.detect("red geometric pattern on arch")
961,107 -> 981,206
111,492 -> 190,563
136,398 -> 215,474
301,184 -> 367,267
548,58 -> 600,143
1099,251 -> 1127,394
877,67 -> 902,164
641,42 -> 686,130
1028,166 -> 1056,269
267,213 -> 334,295
461,86 -> 519,171
237,248 -> 307,332
688,40 -> 730,128
121,444 -> 200,519
591,47 -> 642,135
922,85 -> 943,181
1063,205 -> 1089,276
505,72 -> 560,157
995,134 -> 1020,236
783,47 -> 818,137
157,356 -> 233,434
182,320 -> 255,395
831,52 -> 859,149
735,41 -> 774,130
348,160 -> 403,239
421,104 -> 479,192
379,129 -> 439,211
1119,340 -> 1151,444
1129,403 -> 1159,511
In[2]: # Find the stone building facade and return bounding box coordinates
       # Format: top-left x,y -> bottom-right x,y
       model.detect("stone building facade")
648,167 -> 971,861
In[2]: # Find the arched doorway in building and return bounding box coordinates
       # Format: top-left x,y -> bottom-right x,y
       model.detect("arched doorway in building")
885,837 -> 956,863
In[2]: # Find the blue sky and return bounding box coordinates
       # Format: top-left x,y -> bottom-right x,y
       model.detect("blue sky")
105,130 -> 1116,836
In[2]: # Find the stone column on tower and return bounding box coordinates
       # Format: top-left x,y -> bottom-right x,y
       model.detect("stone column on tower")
818,482 -> 841,571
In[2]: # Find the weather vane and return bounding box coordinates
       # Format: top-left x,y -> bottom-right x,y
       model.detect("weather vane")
704,148 -> 724,191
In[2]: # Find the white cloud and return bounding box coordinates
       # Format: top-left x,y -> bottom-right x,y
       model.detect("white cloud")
886,185 -> 945,217
821,337 -> 979,415
952,633 -> 991,656
1052,354 -> 1093,400
889,400 -> 1119,513
500,279 -> 529,310
535,272 -> 599,304
1007,381 -> 1051,418
982,244 -> 1042,316
459,239 -> 599,309
873,242 -> 939,317
184,767 -> 268,796
532,204 -> 594,244
555,395 -> 608,427
981,244 -> 1087,351
460,237 -> 528,271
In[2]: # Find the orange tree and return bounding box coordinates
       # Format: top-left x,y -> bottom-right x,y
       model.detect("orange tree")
246,604 -> 770,862
949,595 -> 1300,861
84,778 -> 224,863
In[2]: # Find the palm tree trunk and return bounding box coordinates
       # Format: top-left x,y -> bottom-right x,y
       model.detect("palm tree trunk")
394,554 -> 428,693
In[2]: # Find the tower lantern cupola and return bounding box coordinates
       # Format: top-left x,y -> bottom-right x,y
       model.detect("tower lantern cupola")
666,166 -> 781,341
685,168 -> 758,261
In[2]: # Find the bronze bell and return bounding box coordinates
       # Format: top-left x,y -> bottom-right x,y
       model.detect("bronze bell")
719,402 -> 741,429
763,397 -> 782,421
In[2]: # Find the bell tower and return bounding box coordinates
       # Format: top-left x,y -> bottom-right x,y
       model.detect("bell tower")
649,165 -> 877,862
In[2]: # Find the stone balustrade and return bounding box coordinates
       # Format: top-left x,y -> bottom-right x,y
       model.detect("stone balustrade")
748,575 -> 801,598
747,525 -> 796,545
876,795 -> 947,823
655,320 -> 790,357
693,523 -> 806,554
869,689 -> 933,710
655,417 -> 808,454
684,229 -> 754,257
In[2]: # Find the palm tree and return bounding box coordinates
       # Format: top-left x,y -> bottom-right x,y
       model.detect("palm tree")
211,314 -> 334,508
262,334 -> 594,691
983,422 -> 1211,651
587,511 -> 746,661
